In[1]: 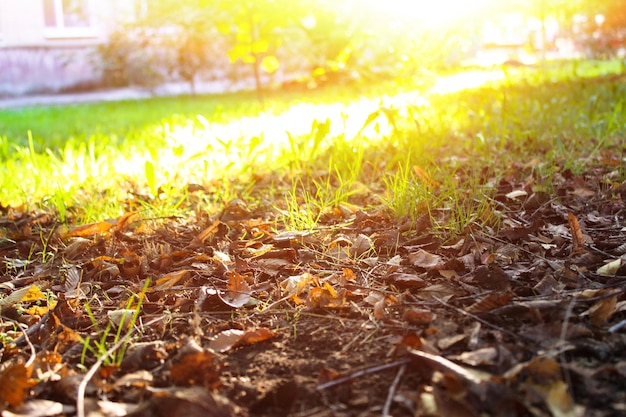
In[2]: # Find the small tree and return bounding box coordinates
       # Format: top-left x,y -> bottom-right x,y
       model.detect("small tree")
215,0 -> 295,106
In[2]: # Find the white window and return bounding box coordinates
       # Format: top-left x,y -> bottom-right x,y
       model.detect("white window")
43,0 -> 96,38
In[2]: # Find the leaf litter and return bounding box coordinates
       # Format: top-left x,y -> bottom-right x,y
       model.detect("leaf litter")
2,149 -> 626,416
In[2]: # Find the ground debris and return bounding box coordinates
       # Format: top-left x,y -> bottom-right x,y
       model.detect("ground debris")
1,160 -> 626,417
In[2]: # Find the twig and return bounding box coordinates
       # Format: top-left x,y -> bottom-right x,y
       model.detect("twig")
3,315 -> 37,367
434,296 -> 536,344
382,362 -> 406,417
14,311 -> 50,347
609,318 -> 626,333
316,359 -> 410,391
16,319 -> 37,368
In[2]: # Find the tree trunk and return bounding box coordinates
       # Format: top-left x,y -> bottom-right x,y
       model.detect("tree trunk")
252,54 -> 264,109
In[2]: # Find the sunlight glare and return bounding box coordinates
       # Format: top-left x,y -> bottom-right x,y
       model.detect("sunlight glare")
363,0 -> 501,27
428,70 -> 505,95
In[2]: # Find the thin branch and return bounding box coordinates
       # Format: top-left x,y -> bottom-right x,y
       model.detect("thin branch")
316,359 -> 410,391
434,296 -> 537,344
382,362 -> 406,417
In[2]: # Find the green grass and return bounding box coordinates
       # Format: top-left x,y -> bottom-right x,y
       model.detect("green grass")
1,60 -> 625,236
80,279 -> 148,368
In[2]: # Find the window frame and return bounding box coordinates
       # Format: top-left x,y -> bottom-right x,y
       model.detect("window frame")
43,0 -> 98,39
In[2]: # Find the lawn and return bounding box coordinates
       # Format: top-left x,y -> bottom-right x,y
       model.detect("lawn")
1,60 -> 626,416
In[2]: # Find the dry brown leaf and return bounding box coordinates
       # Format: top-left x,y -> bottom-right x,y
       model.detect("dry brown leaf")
373,296 -> 387,319
466,292 -> 514,313
119,250 -> 142,278
219,271 -> 251,308
234,328 -> 276,347
395,333 -> 424,354
306,283 -> 344,309
413,164 -> 440,188
196,220 -> 226,244
0,361 -> 35,407
115,211 -> 140,232
387,272 -> 427,289
588,294 -> 617,326
65,221 -> 113,238
409,249 -> 444,270
125,386 -> 242,417
317,368 -> 341,385
567,212 -> 587,255
154,270 -> 191,290
524,356 -> 561,383
403,308 -> 435,325
350,234 -> 373,257
170,349 -> 220,390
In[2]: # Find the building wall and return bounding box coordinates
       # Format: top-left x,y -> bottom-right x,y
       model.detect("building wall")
0,0 -> 135,96
0,46 -> 100,96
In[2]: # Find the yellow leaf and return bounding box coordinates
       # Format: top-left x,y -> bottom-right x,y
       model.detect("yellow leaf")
260,56 -> 279,74
545,380 -> 585,417
21,285 -> 46,302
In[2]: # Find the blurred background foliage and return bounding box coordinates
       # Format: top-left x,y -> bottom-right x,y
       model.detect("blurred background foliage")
96,0 -> 626,96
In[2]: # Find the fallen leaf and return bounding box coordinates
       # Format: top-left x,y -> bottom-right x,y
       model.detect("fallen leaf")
2,399 -> 74,417
466,292 -> 514,313
115,211 -> 140,232
0,285 -> 46,312
505,189 -> 528,200
403,308 -> 436,325
373,296 -> 387,319
65,221 -> 113,238
306,283 -> 344,308
588,294 -> 617,326
234,328 -> 276,347
209,329 -> 244,353
196,220 -> 227,244
409,249 -> 444,270
107,309 -> 137,331
452,347 -> 498,367
154,270 -> 191,290
413,165 -> 440,188
350,234 -> 373,257
387,273 -> 427,289
567,212 -> 587,255
125,386 -> 242,417
170,344 -> 220,390
596,258 -> 621,276
545,380 -> 586,417
0,361 -> 34,407
219,271 -> 251,308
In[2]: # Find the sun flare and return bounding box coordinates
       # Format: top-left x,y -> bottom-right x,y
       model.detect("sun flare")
363,0 -> 506,27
